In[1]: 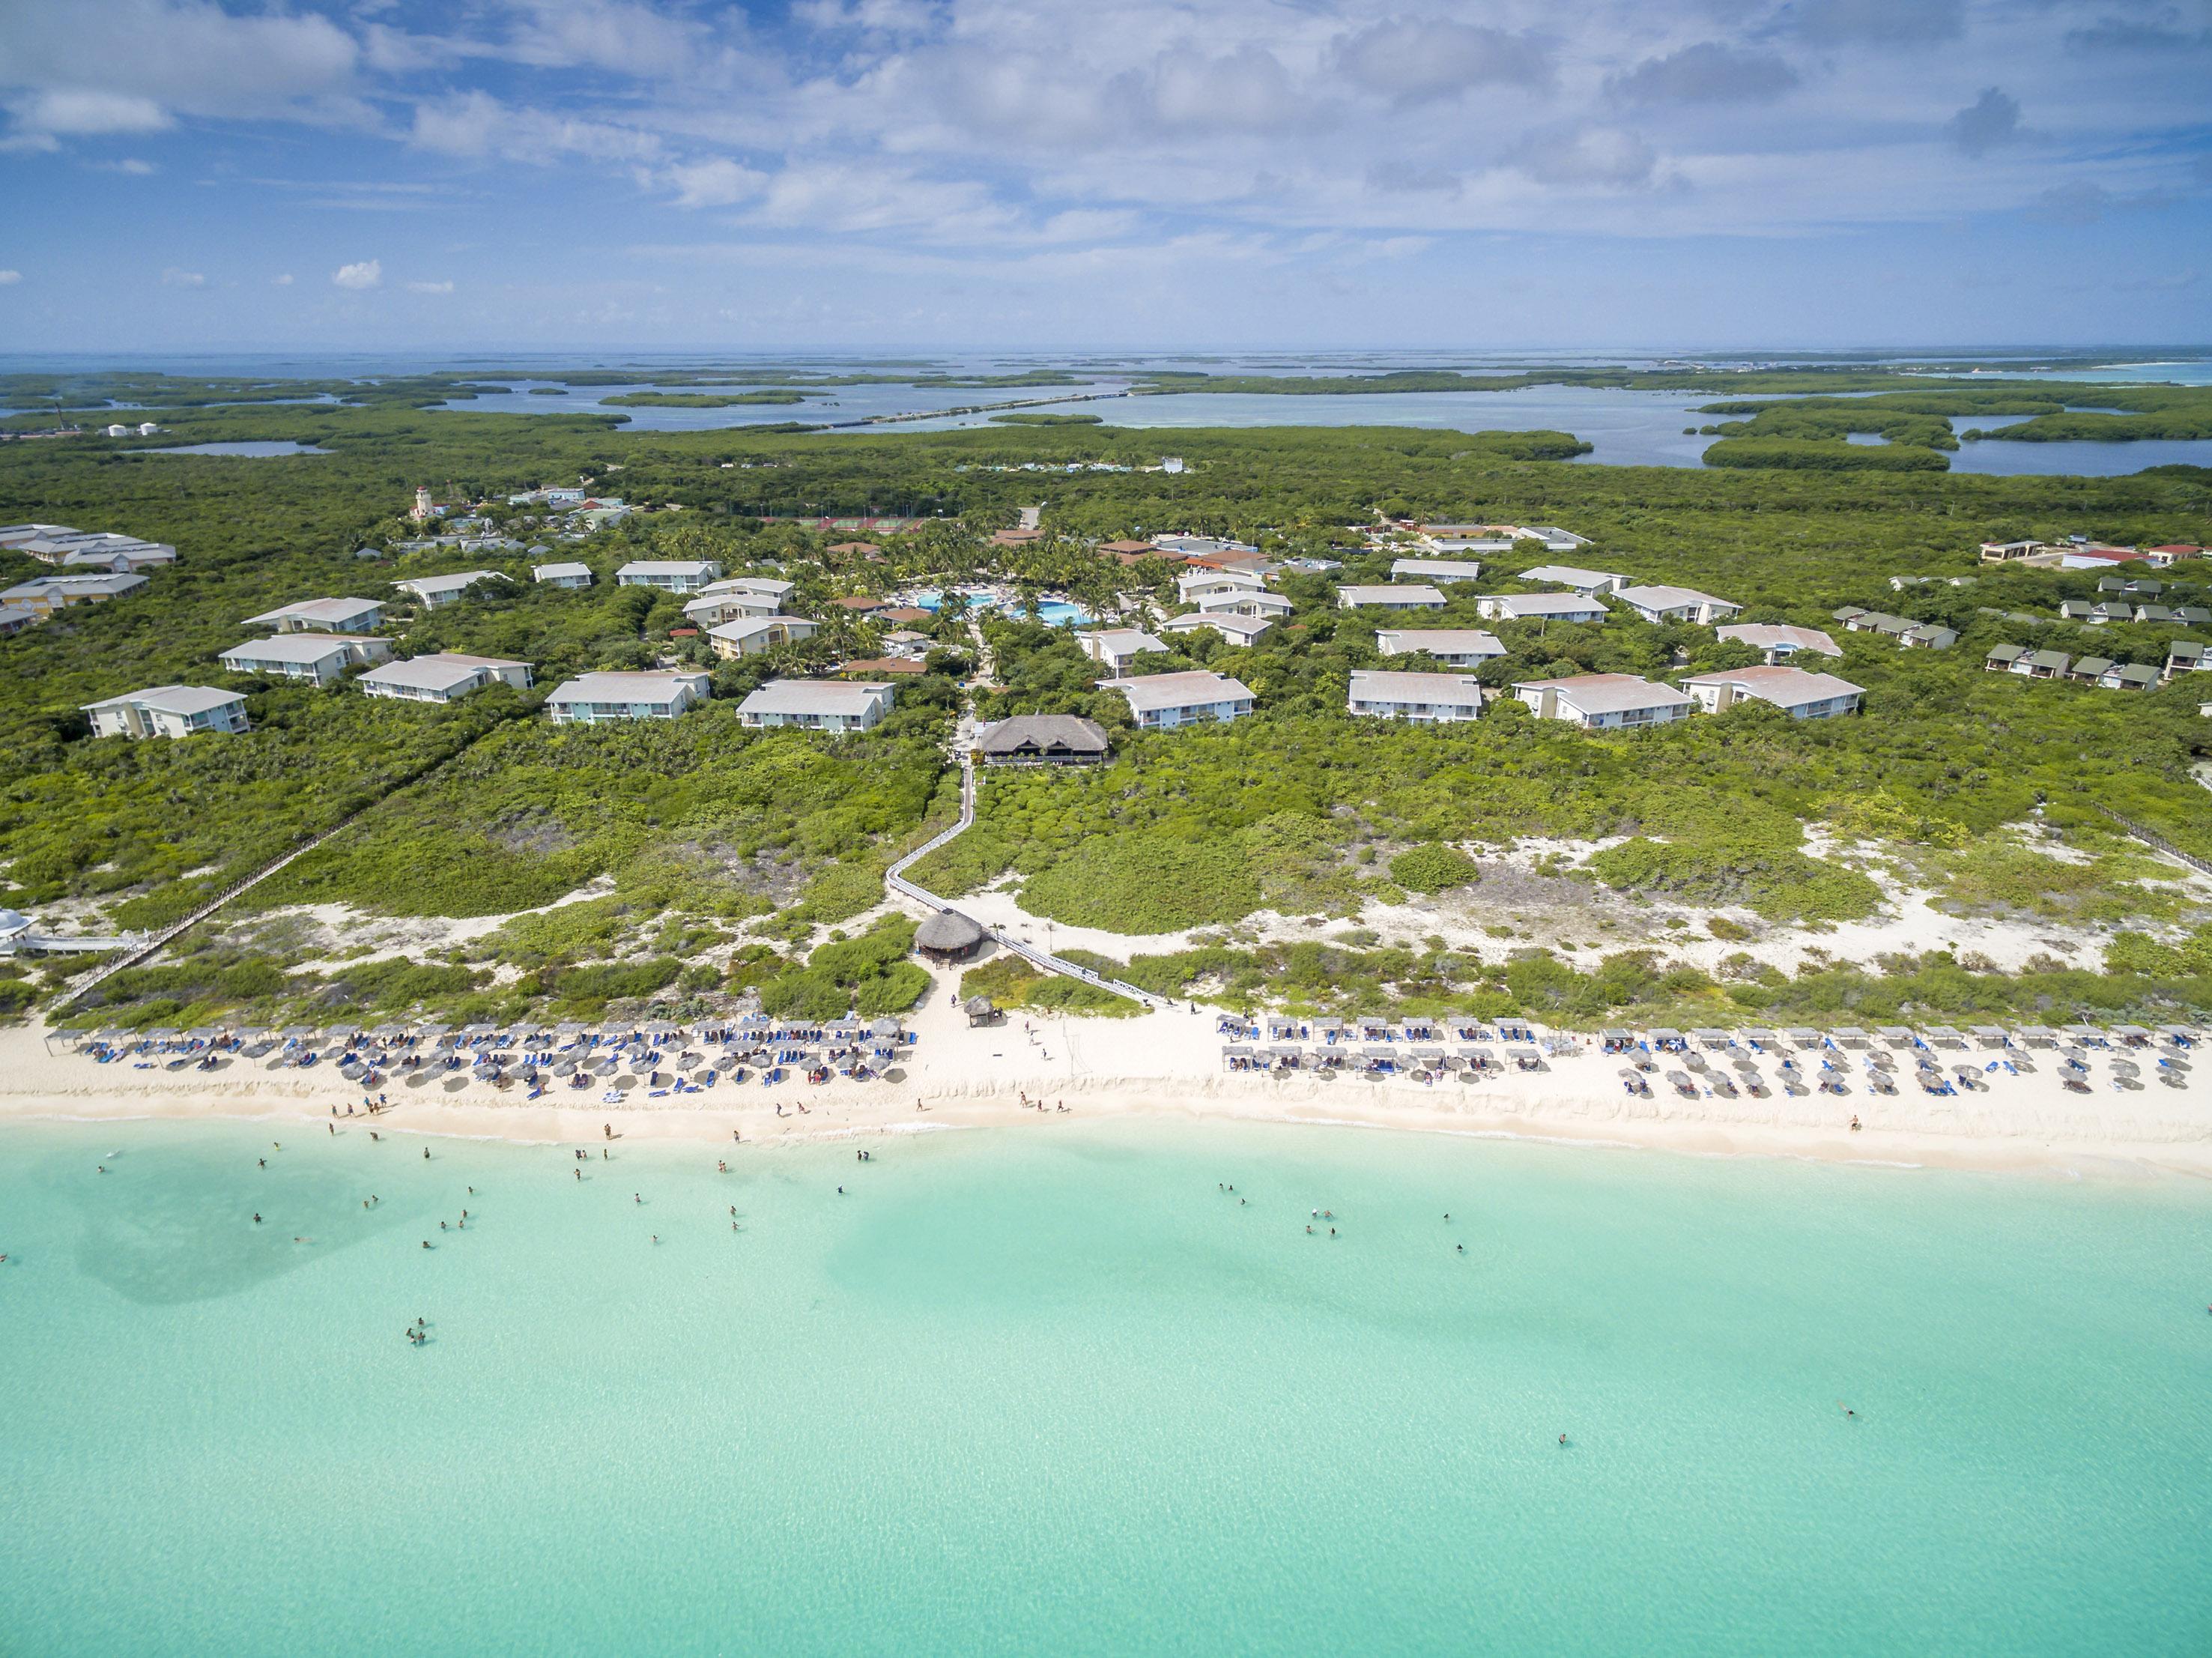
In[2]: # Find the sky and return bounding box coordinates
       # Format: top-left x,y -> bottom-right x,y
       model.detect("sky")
0,0 -> 2208,354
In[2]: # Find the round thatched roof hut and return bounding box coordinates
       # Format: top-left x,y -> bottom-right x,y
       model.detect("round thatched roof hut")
915,910 -> 987,961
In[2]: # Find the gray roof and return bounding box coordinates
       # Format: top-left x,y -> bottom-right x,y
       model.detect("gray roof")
736,679 -> 893,716
357,654 -> 528,694
1375,628 -> 1506,656
1682,665 -> 1864,709
978,715 -> 1112,756
1389,558 -> 1483,580
245,596 -> 381,628
1162,611 -> 1273,639
1340,584 -> 1446,606
1101,670 -> 1255,712
1349,670 -> 1485,707
1613,584 -> 1739,614
1483,591 -> 1610,617
915,911 -> 986,951
548,671 -> 710,703
533,561 -> 592,579
83,684 -> 243,716
1718,623 -> 1840,656
1519,564 -> 1622,589
617,560 -> 719,576
394,569 -> 499,597
1516,673 -> 1693,714
219,634 -> 374,665
1080,627 -> 1166,653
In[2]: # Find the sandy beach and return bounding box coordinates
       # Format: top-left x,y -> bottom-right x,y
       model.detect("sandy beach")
6,991 -> 2211,1182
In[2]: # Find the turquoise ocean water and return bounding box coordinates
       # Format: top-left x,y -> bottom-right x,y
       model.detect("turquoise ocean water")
3,1119 -> 2209,1657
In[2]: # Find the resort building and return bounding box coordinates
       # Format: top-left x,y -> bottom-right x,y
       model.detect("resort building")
700,575 -> 796,605
1984,646 -> 2071,680
393,570 -> 503,608
1833,609 -> 1957,649
0,605 -> 36,636
1347,670 -> 1485,722
1077,629 -> 1169,674
977,715 -> 1112,766
736,679 -> 894,733
1153,535 -> 1258,559
2167,642 -> 2211,679
1160,611 -> 1274,647
1980,539 -> 2052,563
1681,665 -> 1865,719
82,685 -> 249,739
1339,584 -> 1447,611
243,597 -> 385,635
707,615 -> 821,659
533,562 -> 594,588
2097,661 -> 2160,692
545,671 -> 712,724
1517,564 -> 1627,596
1375,628 -> 1506,667
1716,623 -> 1841,662
217,634 -> 392,686
357,654 -> 533,704
1,527 -> 177,570
1513,673 -> 1692,730
1388,558 -> 1483,584
684,591 -> 782,628
1476,592 -> 1610,624
0,572 -> 150,615
616,560 -> 724,593
1178,569 -> 1264,603
1194,589 -> 1294,620
1611,585 -> 1743,626
1100,670 -> 1256,729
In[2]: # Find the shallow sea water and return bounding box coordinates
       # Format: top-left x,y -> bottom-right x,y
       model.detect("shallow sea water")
3,1119 -> 2209,1657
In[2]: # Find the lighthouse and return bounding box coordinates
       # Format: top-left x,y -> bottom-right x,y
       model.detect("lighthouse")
411,485 -> 434,523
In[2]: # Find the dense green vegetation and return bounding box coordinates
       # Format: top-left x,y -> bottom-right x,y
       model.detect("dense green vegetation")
4,369 -> 2209,1028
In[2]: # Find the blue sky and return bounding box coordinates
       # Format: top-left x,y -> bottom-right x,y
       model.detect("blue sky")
0,0 -> 2208,353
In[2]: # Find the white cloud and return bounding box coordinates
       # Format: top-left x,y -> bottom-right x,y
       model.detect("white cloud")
272,273 -> 294,285
410,90 -> 663,164
333,258 -> 382,289
94,156 -> 157,174
663,157 -> 767,208
10,88 -> 171,135
1328,17 -> 1551,104
0,269 -> 21,285
405,279 -> 454,293
160,266 -> 204,285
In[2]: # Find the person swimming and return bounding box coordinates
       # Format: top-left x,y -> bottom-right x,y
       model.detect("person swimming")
252,1213 -> 261,1224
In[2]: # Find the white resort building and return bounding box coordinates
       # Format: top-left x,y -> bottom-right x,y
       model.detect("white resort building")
83,686 -> 249,739
1347,670 -> 1485,722
1388,557 -> 1484,584
1160,612 -> 1274,647
1716,623 -> 1842,662
1077,629 -> 1169,675
736,679 -> 895,733
1517,565 -> 1627,595
545,671 -> 713,724
1100,670 -> 1256,729
1375,629 -> 1506,667
357,654 -> 533,704
217,634 -> 392,686
1610,585 -> 1744,626
393,571 -> 503,608
1476,592 -> 1610,623
1681,665 -> 1865,718
532,562 -> 594,588
616,560 -> 724,593
1339,584 -> 1447,611
1513,673 -> 1692,730
244,597 -> 386,635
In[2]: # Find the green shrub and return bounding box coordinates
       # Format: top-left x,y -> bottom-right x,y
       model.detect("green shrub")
1389,844 -> 1478,893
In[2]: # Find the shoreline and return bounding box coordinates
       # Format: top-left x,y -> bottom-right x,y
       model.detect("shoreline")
8,1000 -> 2212,1183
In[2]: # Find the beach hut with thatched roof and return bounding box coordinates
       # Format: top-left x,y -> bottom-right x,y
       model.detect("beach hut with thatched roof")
915,910 -> 987,962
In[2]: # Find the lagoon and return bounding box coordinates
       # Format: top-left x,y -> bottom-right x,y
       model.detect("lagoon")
4,1117 -> 2208,1657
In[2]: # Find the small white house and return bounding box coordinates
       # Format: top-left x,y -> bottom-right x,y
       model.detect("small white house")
1347,670 -> 1485,723
1100,670 -> 1255,729
1476,592 -> 1610,623
1513,674 -> 1691,730
1389,558 -> 1483,584
1160,612 -> 1274,647
393,570 -> 503,609
1681,665 -> 1864,719
244,597 -> 385,635
545,671 -> 712,724
1715,623 -> 1842,663
1374,628 -> 1506,668
699,575 -> 796,605
1339,584 -> 1446,611
532,562 -> 594,588
1078,629 -> 1169,675
2167,642 -> 2211,679
218,634 -> 391,686
708,616 -> 821,659
1517,564 -> 1626,595
616,560 -> 724,593
83,685 -> 249,739
1611,585 -> 1743,626
357,654 -> 533,704
736,679 -> 894,733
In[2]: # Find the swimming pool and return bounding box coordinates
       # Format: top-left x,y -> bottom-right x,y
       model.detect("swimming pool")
911,589 -> 1091,627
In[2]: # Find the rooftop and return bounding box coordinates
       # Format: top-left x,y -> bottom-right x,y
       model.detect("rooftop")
1349,670 -> 1485,704
219,634 -> 377,664
1683,665 -> 1864,707
84,684 -> 243,716
1100,669 -> 1255,712
978,715 -> 1112,756
736,679 -> 894,715
1515,673 -> 1692,714
357,654 -> 528,693
547,671 -> 709,701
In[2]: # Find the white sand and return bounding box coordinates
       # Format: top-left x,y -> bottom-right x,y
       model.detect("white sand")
7,993 -> 2209,1182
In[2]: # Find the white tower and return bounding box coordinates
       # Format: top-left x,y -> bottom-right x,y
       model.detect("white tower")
411,485 -> 434,523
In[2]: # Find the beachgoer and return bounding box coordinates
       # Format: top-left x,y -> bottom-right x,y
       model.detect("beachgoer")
1558,1435 -> 1567,1447
258,1158 -> 265,1168
423,1147 -> 430,1160
252,1213 -> 261,1223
